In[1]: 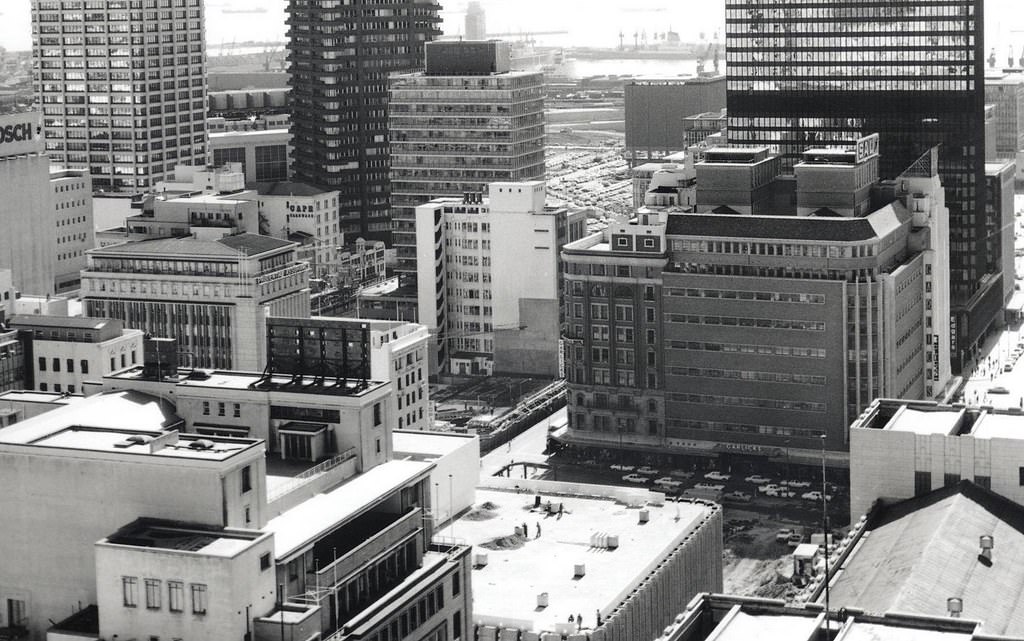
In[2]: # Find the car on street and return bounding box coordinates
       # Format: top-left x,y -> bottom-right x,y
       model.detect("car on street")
610,464 -> 635,472
723,491 -> 752,503
653,477 -> 683,491
766,488 -> 796,498
801,491 -> 834,502
637,466 -> 660,476
744,475 -> 772,484
775,528 -> 794,543
1006,363 -> 1014,372
694,482 -> 726,492
781,480 -> 812,489
757,484 -> 781,494
622,473 -> 649,483
787,533 -> 805,547
989,386 -> 1010,394
704,471 -> 732,481
669,469 -> 695,479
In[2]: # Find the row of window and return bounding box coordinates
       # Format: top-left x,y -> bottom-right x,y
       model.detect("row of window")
668,392 -> 826,413
665,287 -> 825,304
666,314 -> 826,332
667,418 -> 825,439
122,577 -> 205,614
667,367 -> 827,386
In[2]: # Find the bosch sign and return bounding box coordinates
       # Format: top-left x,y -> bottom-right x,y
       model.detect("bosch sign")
0,113 -> 43,158
0,122 -> 35,145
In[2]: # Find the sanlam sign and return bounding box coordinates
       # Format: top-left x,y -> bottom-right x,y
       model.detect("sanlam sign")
0,112 -> 43,158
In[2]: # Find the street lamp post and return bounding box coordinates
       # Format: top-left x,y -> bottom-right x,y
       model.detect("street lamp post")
821,435 -> 831,622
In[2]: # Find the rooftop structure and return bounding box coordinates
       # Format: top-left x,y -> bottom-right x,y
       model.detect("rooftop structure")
829,481 -> 1024,637
654,592 -> 1014,641
438,484 -> 722,640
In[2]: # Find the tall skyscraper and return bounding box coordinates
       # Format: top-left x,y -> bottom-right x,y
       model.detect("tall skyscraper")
31,0 -> 209,192
725,0 -> 991,371
390,40 -> 546,277
286,0 -> 442,243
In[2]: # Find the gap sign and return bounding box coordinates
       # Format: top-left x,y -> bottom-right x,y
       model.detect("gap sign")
0,112 -> 43,158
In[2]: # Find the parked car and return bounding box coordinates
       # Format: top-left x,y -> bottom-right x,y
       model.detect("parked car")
989,386 -> 1011,394
781,480 -> 812,489
653,477 -> 683,491
704,471 -> 732,481
622,473 -> 649,483
669,469 -> 695,479
787,533 -> 805,547
775,528 -> 794,543
724,491 -> 752,503
766,488 -> 796,498
637,466 -> 660,476
610,464 -> 635,472
744,475 -> 772,485
801,491 -> 834,502
1006,363 -> 1015,372
694,482 -> 726,492
758,484 -> 781,494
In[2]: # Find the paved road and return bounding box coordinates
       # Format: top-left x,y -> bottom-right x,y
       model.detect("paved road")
480,407 -> 565,477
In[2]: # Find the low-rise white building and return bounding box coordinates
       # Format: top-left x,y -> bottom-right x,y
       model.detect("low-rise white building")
850,398 -> 1024,521
8,315 -> 143,395
416,182 -> 586,377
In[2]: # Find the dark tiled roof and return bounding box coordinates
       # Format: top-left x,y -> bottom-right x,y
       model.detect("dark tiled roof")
666,212 -> 879,242
95,237 -> 240,257
8,315 -> 116,331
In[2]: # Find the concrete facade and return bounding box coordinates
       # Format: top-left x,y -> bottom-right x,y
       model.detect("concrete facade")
624,75 -> 727,163
8,315 -> 143,395
415,182 -> 586,377
49,169 -> 94,293
32,0 -> 207,191
209,127 -> 291,187
81,234 -> 310,371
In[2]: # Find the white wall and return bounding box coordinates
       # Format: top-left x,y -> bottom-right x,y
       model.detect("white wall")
0,153 -> 57,295
31,330 -> 144,394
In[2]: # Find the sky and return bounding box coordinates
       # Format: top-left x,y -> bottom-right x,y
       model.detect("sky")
2,0 -> 1023,56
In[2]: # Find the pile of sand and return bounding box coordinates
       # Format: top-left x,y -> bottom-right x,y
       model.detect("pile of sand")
479,534 -> 526,551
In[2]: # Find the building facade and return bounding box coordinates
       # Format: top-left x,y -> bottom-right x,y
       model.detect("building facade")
81,234 -> 310,371
725,0 -> 994,372
416,182 -> 586,377
985,73 -> 1024,160
209,127 -> 291,187
561,142 -> 951,464
31,0 -> 208,191
50,168 -> 94,293
8,315 -> 143,396
286,0 -> 442,241
0,112 -> 58,295
389,40 -> 546,277
624,75 -> 727,164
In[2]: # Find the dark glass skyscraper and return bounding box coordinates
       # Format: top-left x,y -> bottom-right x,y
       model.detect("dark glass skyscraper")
286,0 -> 442,242
725,0 -> 993,371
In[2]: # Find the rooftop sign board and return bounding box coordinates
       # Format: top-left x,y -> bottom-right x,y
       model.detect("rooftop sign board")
855,133 -> 880,163
0,112 -> 43,158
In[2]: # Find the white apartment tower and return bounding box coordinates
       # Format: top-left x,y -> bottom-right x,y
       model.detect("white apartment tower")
31,0 -> 208,192
416,181 -> 586,377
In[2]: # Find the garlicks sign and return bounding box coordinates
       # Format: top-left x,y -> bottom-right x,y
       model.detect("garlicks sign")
0,112 -> 43,158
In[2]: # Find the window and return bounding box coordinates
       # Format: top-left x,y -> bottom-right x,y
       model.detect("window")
241,465 -> 251,493
202,401 -> 209,415
145,579 -> 161,609
975,475 -> 991,490
453,611 -> 462,640
190,583 -> 207,614
53,358 -> 60,372
123,576 -> 138,607
915,471 -> 931,496
67,359 -> 74,373
38,357 -> 46,372
452,571 -> 460,596
376,438 -> 382,454
40,383 -> 47,391
168,581 -> 184,612
121,353 -> 126,368
80,359 -> 89,374
217,402 -> 225,416
374,402 -> 382,426
943,473 -> 960,487
233,403 -> 240,418
260,553 -> 272,570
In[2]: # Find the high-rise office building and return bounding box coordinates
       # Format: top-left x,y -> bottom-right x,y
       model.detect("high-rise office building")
286,0 -> 442,242
390,40 -> 546,277
725,0 -> 992,371
31,0 -> 208,192
465,1 -> 486,40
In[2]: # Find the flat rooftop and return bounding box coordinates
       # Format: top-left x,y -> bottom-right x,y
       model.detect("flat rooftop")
104,518 -> 266,557
26,427 -> 258,461
713,611 -> 820,641
854,399 -> 1024,441
264,459 -> 434,561
108,366 -> 388,398
393,429 -> 478,460
437,488 -> 713,633
0,390 -> 181,443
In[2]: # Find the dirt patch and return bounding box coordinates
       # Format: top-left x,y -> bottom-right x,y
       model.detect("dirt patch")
721,509 -> 800,600
480,534 -> 526,551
